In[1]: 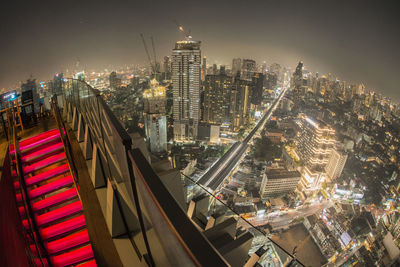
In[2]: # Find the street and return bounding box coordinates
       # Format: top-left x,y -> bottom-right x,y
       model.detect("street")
238,200 -> 333,230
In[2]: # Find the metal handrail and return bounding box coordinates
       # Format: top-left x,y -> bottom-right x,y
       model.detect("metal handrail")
129,149 -> 229,266
9,108 -> 52,266
51,96 -> 80,189
59,79 -> 157,264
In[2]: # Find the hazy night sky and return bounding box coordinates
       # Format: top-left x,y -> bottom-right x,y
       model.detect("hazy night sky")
1,0 -> 399,101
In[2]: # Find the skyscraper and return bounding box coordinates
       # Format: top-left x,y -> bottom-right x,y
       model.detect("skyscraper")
163,56 -> 171,80
172,38 -> 201,141
292,61 -> 304,90
109,71 -> 121,90
325,149 -> 348,181
241,59 -> 256,81
230,73 -> 251,131
212,64 -> 218,75
296,116 -> 336,190
251,73 -> 264,106
203,68 -> 232,124
201,56 -> 207,81
232,58 -> 242,77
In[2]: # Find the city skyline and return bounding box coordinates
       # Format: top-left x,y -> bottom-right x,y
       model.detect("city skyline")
1,2 -> 400,266
1,0 -> 399,101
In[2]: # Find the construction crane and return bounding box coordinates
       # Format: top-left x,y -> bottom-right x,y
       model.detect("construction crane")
150,36 -> 160,75
140,33 -> 156,76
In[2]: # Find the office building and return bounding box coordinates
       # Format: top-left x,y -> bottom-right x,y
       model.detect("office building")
251,73 -> 264,106
162,56 -> 171,80
232,58 -> 242,77
292,61 -> 303,90
172,38 -> 201,141
230,74 -> 251,131
325,149 -> 347,181
109,71 -> 121,89
241,59 -> 256,81
201,56 -> 207,81
260,168 -> 301,198
202,68 -> 232,125
296,116 -> 336,190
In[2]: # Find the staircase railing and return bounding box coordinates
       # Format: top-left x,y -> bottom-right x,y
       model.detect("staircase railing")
51,96 -> 80,192
8,108 -> 52,266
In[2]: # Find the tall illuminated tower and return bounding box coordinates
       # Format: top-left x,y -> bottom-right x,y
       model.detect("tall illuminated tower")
172,38 -> 201,141
296,115 -> 336,190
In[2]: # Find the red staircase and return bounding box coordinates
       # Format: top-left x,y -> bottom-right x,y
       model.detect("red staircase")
11,129 -> 97,267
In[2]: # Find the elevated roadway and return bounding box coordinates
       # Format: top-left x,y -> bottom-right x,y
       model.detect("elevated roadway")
198,88 -> 287,191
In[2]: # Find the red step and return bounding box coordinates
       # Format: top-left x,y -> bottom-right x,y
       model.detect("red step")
16,175 -> 73,201
23,201 -> 83,229
31,230 -> 90,255
10,129 -> 59,151
51,245 -> 94,267
22,152 -> 66,174
14,164 -> 70,189
21,142 -> 64,163
11,131 -> 61,154
40,215 -> 87,240
19,188 -> 78,216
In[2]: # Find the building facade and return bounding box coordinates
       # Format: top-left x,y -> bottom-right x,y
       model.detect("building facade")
325,149 -> 348,181
241,59 -> 256,81
260,168 -> 301,198
202,70 -> 232,125
296,116 -> 336,190
172,39 -> 201,141
143,78 -> 168,153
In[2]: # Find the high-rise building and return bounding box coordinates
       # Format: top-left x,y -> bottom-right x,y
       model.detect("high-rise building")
201,56 -> 207,81
325,149 -> 347,181
241,59 -> 256,81
203,70 -> 232,124
232,58 -> 242,77
265,72 -> 278,90
296,116 -> 336,190
52,73 -> 64,95
219,65 -> 226,75
163,56 -> 171,80
21,79 -> 40,114
292,61 -> 303,90
269,63 -> 282,77
143,78 -> 168,153
212,64 -> 218,75
230,73 -> 251,131
280,98 -> 291,112
130,76 -> 140,89
109,71 -> 121,89
172,38 -> 201,141
260,168 -> 301,198
250,73 -> 264,106
260,61 -> 267,74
